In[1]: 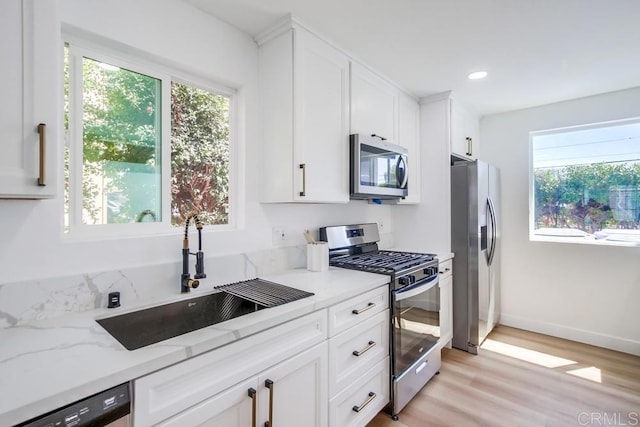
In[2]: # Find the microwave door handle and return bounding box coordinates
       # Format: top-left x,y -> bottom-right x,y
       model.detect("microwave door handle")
398,155 -> 408,189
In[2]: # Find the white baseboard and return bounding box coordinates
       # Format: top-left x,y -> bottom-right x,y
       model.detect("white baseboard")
499,313 -> 640,356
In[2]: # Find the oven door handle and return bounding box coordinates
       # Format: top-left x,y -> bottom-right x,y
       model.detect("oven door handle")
394,275 -> 439,301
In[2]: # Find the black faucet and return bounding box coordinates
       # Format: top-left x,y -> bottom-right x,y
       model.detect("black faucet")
181,214 -> 207,293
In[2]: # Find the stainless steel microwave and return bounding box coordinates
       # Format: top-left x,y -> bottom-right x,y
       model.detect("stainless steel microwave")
350,134 -> 408,200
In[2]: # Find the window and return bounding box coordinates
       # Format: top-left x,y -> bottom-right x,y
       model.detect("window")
64,41 -> 232,235
530,118 -> 640,245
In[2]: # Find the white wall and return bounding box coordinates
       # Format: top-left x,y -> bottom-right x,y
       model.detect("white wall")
481,87 -> 640,355
0,0 -> 391,284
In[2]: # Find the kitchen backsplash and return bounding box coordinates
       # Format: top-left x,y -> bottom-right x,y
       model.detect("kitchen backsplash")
0,245 -> 307,329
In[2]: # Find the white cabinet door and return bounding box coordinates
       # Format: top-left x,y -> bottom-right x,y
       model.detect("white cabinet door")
0,0 -> 59,198
397,92 -> 421,204
258,342 -> 328,427
293,28 -> 350,202
260,24 -> 349,203
450,100 -> 479,159
350,62 -> 398,142
158,378 -> 258,427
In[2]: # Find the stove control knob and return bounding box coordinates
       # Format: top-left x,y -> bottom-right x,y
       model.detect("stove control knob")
409,275 -> 416,284
399,277 -> 409,286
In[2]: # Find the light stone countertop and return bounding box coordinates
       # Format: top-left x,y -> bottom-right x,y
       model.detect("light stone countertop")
0,267 -> 389,426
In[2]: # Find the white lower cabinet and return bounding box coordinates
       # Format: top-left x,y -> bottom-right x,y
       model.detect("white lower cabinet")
329,357 -> 390,427
134,310 -> 327,426
158,343 -> 327,427
328,287 -> 390,426
257,342 -> 328,427
329,310 -> 388,397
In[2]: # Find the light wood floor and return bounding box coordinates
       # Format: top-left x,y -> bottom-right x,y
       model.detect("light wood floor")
369,325 -> 640,427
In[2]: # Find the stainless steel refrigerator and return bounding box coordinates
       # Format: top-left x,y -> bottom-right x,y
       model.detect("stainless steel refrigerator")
451,160 -> 500,354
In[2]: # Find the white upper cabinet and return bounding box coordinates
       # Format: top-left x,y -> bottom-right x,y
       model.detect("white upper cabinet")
0,0 -> 59,199
259,20 -> 350,203
350,62 -> 398,142
450,97 -> 480,160
397,92 -> 421,204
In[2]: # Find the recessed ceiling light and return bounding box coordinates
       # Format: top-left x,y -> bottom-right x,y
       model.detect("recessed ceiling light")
468,71 -> 488,80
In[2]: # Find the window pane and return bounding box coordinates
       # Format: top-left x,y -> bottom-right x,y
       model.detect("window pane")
81,58 -> 162,224
171,82 -> 230,226
532,120 -> 640,242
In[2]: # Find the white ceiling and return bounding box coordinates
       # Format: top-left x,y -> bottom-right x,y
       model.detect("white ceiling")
181,0 -> 640,117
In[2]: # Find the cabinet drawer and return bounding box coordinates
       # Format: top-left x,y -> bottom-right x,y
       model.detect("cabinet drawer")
329,309 -> 389,397
328,286 -> 388,336
439,259 -> 452,279
329,357 -> 390,427
134,310 -> 327,426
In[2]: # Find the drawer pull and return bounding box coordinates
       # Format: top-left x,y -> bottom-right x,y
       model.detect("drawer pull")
248,388 -> 257,427
352,392 -> 376,413
352,302 -> 375,315
438,268 -> 450,274
352,340 -> 376,357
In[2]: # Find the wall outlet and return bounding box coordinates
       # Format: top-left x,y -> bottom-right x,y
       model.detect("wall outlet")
272,227 -> 287,246
378,220 -> 385,232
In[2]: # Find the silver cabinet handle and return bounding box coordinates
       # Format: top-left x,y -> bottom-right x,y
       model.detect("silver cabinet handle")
352,302 -> 375,315
299,163 -> 306,197
466,137 -> 473,156
352,340 -> 376,357
37,123 -> 46,186
352,392 -> 376,413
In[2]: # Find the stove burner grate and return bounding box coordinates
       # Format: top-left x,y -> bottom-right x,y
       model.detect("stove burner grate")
330,250 -> 435,273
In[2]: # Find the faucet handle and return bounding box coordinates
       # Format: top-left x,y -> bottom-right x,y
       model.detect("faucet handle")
188,279 -> 200,289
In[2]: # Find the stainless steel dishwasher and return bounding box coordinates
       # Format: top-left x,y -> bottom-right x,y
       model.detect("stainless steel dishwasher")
16,382 -> 131,427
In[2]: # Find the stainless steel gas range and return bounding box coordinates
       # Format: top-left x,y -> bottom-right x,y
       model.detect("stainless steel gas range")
320,223 -> 441,420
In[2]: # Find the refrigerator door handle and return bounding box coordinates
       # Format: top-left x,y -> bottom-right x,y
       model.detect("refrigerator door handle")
484,201 -> 491,263
487,197 -> 497,266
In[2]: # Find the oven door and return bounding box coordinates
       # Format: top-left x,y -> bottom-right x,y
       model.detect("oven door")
392,274 -> 440,376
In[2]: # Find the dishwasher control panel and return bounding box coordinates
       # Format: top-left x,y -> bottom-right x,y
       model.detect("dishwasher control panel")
17,382 -> 130,427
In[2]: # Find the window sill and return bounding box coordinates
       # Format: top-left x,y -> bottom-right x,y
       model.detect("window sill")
530,234 -> 640,248
62,223 -> 237,243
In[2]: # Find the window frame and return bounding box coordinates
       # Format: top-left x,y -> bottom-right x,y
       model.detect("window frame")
528,117 -> 640,247
64,35 -> 237,239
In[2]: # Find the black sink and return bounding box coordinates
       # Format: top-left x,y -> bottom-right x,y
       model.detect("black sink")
97,292 -> 263,350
